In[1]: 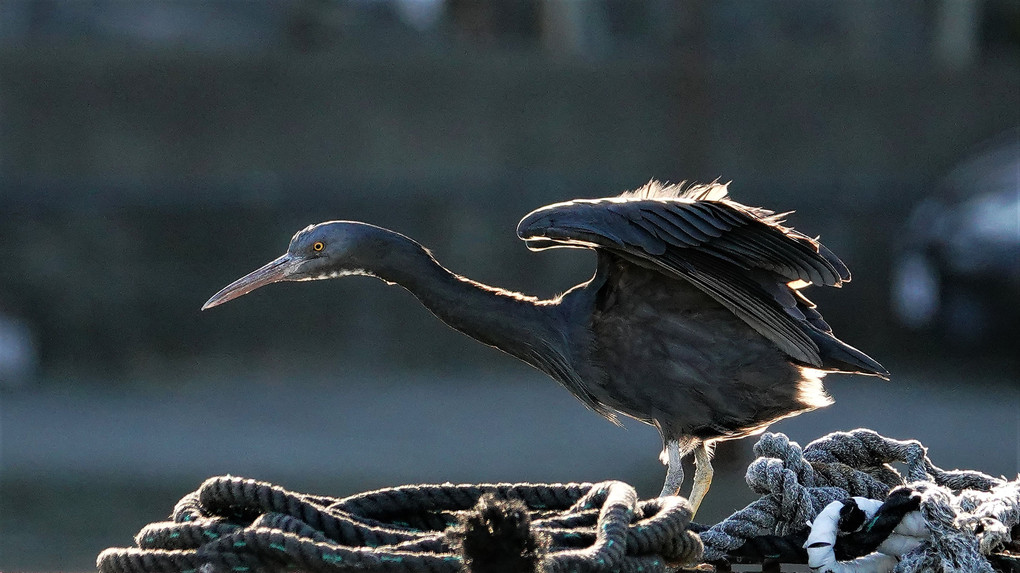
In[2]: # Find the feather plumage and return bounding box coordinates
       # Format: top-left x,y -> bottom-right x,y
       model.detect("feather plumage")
517,180 -> 883,375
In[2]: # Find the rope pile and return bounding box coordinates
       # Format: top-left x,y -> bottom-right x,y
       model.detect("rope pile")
97,477 -> 702,573
698,429 -> 1020,572
97,429 -> 1020,572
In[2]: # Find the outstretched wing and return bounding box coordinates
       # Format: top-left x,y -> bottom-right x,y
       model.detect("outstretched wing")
517,181 -> 856,368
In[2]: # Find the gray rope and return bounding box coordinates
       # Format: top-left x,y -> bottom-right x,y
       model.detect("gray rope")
699,430 -> 907,559
892,478 -> 1020,573
700,428 -> 1020,572
97,477 -> 702,573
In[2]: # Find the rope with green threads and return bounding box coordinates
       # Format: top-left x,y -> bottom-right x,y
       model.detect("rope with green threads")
97,477 -> 703,573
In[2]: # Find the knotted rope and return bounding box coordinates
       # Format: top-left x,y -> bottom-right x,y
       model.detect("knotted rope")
97,477 -> 702,573
699,428 -> 1020,572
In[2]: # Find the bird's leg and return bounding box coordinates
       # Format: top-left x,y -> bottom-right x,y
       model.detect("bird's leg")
687,442 -> 714,516
658,440 -> 685,497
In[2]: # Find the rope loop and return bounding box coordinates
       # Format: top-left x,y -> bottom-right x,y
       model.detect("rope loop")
98,479 -> 701,573
97,429 -> 1019,572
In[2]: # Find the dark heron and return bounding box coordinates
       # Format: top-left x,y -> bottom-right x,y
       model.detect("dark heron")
203,181 -> 887,513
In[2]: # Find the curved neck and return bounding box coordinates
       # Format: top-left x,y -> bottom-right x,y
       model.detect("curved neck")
352,227 -> 568,371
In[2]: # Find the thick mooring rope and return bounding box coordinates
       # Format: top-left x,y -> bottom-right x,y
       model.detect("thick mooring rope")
97,478 -> 702,573
97,429 -> 1020,573
698,429 -> 1020,572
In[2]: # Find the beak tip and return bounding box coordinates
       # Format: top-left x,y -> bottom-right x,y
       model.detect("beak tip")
200,253 -> 296,313
201,294 -> 229,311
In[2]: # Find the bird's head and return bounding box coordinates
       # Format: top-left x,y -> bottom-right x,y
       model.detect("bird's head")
202,221 -> 378,310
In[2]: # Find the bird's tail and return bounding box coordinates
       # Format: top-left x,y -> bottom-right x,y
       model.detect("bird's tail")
808,329 -> 890,379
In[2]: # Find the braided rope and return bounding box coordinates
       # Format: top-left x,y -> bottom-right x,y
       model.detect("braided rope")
96,429 -> 1020,572
97,478 -> 702,573
700,429 -> 1020,572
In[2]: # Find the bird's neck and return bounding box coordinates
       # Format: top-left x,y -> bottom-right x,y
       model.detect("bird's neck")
357,228 -> 569,372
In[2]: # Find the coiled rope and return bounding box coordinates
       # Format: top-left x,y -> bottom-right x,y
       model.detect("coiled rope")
97,478 -> 702,573
97,429 -> 1020,572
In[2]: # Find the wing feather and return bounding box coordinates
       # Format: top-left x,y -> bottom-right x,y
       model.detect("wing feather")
638,210 -> 701,247
517,181 -> 856,366
663,204 -> 722,241
668,204 -> 728,237
659,251 -> 821,364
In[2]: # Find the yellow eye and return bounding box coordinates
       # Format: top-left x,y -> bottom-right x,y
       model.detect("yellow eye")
313,241 -> 324,252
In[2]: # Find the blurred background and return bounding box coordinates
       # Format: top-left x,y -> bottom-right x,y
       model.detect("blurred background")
1,0 -> 1018,569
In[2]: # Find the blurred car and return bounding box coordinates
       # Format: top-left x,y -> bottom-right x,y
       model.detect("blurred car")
890,129 -> 1020,347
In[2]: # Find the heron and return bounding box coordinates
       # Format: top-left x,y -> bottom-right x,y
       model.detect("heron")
202,181 -> 887,513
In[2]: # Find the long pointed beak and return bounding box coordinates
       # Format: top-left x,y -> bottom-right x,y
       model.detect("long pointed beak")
202,253 -> 302,310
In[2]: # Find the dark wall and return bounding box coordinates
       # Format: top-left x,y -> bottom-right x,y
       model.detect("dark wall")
2,43 -> 1017,376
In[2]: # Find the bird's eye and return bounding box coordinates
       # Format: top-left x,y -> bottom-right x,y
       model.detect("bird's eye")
313,241 -> 324,252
